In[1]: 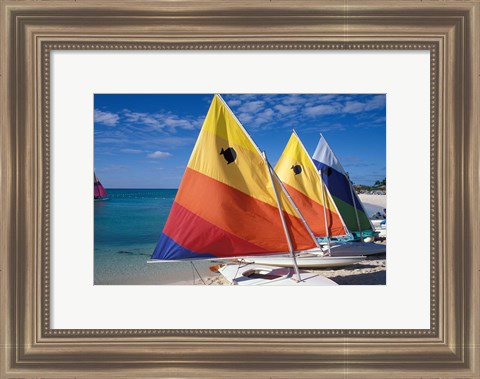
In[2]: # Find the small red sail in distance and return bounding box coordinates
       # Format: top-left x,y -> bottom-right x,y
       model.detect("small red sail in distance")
94,172 -> 108,199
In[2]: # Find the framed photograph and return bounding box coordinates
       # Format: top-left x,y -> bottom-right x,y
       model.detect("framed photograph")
1,1 -> 478,378
92,92 -> 387,287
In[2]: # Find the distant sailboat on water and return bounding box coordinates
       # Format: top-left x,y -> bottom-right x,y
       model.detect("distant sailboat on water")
94,172 -> 109,201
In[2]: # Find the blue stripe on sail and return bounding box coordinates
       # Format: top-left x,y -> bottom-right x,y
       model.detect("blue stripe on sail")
312,159 -> 363,210
151,233 -> 217,260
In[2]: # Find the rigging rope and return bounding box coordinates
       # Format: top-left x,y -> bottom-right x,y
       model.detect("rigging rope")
191,261 -> 206,285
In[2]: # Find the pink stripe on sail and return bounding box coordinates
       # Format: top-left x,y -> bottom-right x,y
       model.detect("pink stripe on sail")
94,173 -> 108,198
94,183 -> 100,198
97,182 -> 107,197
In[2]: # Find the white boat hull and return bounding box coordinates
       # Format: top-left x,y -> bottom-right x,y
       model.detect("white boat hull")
241,252 -> 364,268
370,220 -> 387,238
219,263 -> 338,286
326,242 -> 386,257
376,229 -> 387,238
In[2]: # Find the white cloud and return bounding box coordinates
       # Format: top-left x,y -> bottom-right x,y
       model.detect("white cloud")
227,99 -> 242,106
94,109 -> 119,126
364,95 -> 385,111
343,101 -> 366,113
150,137 -> 195,147
255,108 -> 275,125
122,110 -> 200,132
148,151 -> 172,158
163,116 -> 196,130
282,95 -> 306,105
239,100 -> 265,114
237,112 -> 254,123
343,95 -> 385,114
274,104 -> 296,114
304,104 -> 340,116
121,148 -> 143,154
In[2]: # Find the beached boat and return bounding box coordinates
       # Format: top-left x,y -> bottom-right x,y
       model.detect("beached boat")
219,263 -> 338,286
240,250 -> 363,268
371,219 -> 387,239
149,94 -> 339,285
270,131 -> 385,257
328,241 -> 385,256
274,131 -> 349,240
312,134 -> 377,241
94,172 -> 109,201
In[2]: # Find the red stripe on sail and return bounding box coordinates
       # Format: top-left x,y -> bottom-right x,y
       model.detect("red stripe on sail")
164,202 -> 270,257
174,168 -> 316,252
283,183 -> 346,237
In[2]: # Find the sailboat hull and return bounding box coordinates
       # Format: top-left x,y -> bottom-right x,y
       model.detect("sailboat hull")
326,242 -> 386,256
219,263 -> 338,286
241,252 -> 364,268
371,220 -> 387,238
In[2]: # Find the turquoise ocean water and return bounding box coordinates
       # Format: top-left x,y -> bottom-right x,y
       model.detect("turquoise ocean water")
94,189 -> 213,285
94,189 -> 385,285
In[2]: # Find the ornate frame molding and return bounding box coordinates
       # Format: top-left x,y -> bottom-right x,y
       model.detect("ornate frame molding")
1,1 -> 478,377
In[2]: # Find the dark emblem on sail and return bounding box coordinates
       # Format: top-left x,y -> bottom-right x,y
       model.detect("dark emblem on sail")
291,164 -> 302,175
220,147 -> 237,164
324,167 -> 332,176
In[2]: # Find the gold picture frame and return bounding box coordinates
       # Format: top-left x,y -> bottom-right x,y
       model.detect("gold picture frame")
1,1 -> 479,377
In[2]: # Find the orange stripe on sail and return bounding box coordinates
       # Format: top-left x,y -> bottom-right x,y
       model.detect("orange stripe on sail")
175,167 -> 317,252
283,182 -> 347,237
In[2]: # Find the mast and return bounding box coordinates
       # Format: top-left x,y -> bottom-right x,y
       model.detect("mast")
318,133 -> 374,235
268,161 -> 321,249
319,168 -> 332,256
292,129 -> 349,237
346,171 -> 363,240
263,151 -> 302,282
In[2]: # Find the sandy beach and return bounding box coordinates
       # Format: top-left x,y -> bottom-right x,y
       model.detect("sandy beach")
358,194 -> 386,218
193,193 -> 388,286
196,241 -> 386,286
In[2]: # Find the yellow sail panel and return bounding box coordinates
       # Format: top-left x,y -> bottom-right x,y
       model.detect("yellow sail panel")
187,95 -> 298,217
200,95 -> 259,155
274,132 -> 348,237
151,95 -> 317,260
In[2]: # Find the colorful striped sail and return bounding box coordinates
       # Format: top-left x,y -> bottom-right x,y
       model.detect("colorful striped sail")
94,172 -> 108,199
151,95 -> 317,261
274,132 -> 348,238
312,135 -> 374,236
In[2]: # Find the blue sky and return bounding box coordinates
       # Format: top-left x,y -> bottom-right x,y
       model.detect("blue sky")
94,94 -> 386,188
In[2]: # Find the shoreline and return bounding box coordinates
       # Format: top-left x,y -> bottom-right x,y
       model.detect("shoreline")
94,242 -> 386,286
94,193 -> 387,286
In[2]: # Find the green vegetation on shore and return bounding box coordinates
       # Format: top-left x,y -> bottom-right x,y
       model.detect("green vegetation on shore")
353,178 -> 386,193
